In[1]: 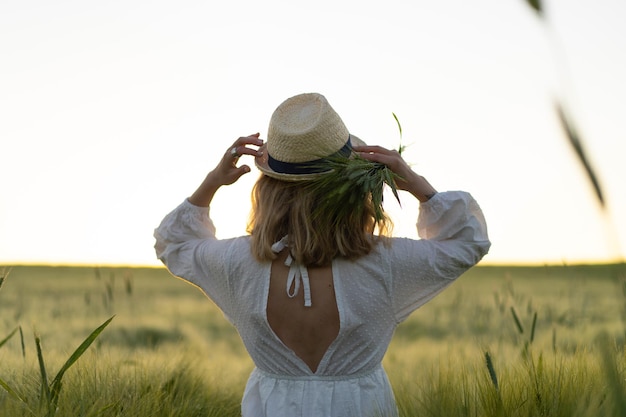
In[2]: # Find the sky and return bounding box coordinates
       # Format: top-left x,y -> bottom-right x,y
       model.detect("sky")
1,0 -> 625,266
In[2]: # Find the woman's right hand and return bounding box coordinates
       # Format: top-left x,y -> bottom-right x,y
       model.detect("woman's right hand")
210,133 -> 264,187
189,134 -> 264,207
353,145 -> 438,202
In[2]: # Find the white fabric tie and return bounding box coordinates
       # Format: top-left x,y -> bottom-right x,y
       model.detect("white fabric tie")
271,236 -> 312,307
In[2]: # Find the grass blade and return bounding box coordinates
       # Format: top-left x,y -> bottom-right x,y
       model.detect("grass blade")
392,112 -> 402,139
19,325 -> 25,358
530,312 -> 538,344
392,112 -> 406,155
0,327 -> 18,349
511,306 -> 524,334
50,315 -> 114,389
35,334 -> 51,407
555,102 -> 605,208
0,375 -> 29,405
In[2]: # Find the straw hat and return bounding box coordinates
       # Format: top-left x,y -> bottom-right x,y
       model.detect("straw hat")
255,93 -> 364,181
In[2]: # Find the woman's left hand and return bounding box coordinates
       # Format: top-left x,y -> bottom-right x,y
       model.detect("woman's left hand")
353,144 -> 437,202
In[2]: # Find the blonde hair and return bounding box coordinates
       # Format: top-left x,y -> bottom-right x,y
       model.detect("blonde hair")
247,175 -> 392,266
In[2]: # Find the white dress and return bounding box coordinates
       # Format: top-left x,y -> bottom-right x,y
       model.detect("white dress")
154,191 -> 490,417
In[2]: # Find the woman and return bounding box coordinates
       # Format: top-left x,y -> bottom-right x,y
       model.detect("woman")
154,93 -> 490,417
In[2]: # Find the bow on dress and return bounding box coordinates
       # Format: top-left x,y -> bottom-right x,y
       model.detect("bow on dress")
271,236 -> 312,307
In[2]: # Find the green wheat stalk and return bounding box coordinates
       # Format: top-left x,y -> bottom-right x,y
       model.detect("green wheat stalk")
307,114 -> 405,228
19,326 -> 25,358
306,155 -> 400,228
530,311 -> 538,344
511,306 -> 524,334
484,351 -> 499,392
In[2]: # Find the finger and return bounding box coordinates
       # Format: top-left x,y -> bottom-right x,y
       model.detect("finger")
234,133 -> 263,148
239,147 -> 263,158
226,145 -> 241,160
228,134 -> 264,160
232,164 -> 251,181
358,151 -> 396,166
353,145 -> 395,155
228,144 -> 263,160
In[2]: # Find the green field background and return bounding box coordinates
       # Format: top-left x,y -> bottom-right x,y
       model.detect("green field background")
1,264 -> 625,416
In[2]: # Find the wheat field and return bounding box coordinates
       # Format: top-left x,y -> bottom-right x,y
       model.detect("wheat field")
1,264 -> 624,416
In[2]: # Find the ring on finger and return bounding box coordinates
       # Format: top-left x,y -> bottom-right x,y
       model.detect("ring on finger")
229,146 -> 240,158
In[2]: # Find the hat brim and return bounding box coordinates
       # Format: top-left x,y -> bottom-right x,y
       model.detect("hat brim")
255,135 -> 366,181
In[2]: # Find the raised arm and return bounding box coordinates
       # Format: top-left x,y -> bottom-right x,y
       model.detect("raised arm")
188,134 -> 264,207
353,145 -> 438,203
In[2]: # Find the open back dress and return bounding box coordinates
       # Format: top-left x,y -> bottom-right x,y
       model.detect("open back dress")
154,191 -> 490,417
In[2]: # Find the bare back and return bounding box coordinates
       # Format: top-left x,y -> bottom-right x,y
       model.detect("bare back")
266,250 -> 340,373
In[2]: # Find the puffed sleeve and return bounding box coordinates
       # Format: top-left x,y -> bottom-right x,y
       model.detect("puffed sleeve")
388,191 -> 491,323
154,199 -> 235,318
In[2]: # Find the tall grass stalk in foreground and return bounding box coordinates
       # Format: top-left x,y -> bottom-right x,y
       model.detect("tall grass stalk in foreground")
0,316 -> 114,417
524,0 -> 605,208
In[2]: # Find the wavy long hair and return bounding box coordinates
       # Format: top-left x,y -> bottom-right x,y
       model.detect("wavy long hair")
247,175 -> 392,266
